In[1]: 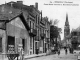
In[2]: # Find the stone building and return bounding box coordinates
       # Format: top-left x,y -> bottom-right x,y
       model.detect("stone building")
0,1 -> 50,55
71,26 -> 80,49
0,1 -> 39,55
43,16 -> 50,53
0,11 -> 30,55
64,13 -> 70,47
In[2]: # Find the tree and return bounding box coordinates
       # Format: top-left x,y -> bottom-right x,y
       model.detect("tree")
50,19 -> 62,47
50,19 -> 61,39
50,19 -> 59,26
50,26 -> 59,38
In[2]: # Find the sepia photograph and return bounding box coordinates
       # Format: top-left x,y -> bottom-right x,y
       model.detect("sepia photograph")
0,0 -> 80,60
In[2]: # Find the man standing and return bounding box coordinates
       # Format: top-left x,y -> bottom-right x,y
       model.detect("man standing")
65,48 -> 67,55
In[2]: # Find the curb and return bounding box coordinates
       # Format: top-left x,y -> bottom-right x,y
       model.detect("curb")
25,53 -> 56,59
25,54 -> 46,59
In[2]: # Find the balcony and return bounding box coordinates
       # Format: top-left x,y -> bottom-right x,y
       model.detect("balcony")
40,33 -> 46,39
46,38 -> 50,43
35,36 -> 39,41
29,28 -> 37,36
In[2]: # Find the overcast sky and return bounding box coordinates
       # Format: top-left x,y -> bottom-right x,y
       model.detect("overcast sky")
0,0 -> 80,40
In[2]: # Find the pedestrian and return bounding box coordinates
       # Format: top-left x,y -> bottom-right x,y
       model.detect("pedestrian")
46,49 -> 49,55
58,48 -> 60,55
72,47 -> 74,54
36,48 -> 39,55
65,48 -> 67,55
69,47 -> 70,53
70,48 -> 71,53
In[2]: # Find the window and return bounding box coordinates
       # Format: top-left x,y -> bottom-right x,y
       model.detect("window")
22,39 -> 25,50
8,36 -> 15,45
7,36 -> 15,51
30,21 -> 31,28
33,23 -> 34,29
38,17 -> 39,24
36,15 -> 37,23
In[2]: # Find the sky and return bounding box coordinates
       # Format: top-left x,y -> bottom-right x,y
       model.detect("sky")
0,0 -> 80,40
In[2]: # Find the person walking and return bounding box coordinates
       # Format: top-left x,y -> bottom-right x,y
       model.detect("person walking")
57,48 -> 60,58
58,48 -> 60,55
65,48 -> 67,55
69,47 -> 71,53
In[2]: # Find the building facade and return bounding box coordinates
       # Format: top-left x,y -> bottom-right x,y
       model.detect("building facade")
0,1 -> 51,55
0,12 -> 30,56
71,26 -> 80,49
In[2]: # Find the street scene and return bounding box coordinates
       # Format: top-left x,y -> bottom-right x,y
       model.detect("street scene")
26,49 -> 77,60
0,0 -> 79,60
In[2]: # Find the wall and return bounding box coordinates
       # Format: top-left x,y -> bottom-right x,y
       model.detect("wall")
0,29 -> 6,53
6,17 -> 30,55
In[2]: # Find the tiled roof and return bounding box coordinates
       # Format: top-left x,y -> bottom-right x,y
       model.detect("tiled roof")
0,1 -> 31,30
0,11 -> 22,21
0,11 -> 30,30
6,1 -> 33,12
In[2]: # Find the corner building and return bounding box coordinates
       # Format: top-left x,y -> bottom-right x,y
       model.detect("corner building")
0,1 -> 51,56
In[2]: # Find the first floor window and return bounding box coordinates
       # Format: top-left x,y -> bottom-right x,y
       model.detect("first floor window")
22,39 -> 25,50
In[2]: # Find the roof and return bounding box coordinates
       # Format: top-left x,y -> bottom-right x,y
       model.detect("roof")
75,26 -> 80,32
0,11 -> 22,21
0,11 -> 30,30
6,1 -> 41,14
19,13 -> 30,30
71,26 -> 80,32
6,1 -> 34,12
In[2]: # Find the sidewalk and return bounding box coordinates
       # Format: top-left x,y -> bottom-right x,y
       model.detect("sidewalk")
24,53 -> 47,59
24,49 -> 53,59
1,53 -> 47,60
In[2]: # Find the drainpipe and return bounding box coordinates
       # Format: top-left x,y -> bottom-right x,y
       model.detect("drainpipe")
5,20 -> 8,54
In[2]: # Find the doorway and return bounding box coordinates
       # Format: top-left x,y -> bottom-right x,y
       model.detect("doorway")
22,39 -> 25,51
7,36 -> 15,51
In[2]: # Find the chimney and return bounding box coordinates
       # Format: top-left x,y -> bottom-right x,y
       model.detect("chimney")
35,2 -> 38,9
17,1 -> 23,4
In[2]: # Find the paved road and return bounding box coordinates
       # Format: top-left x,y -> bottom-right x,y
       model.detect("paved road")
25,49 -> 78,60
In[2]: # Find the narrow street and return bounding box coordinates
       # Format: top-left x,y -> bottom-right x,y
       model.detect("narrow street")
25,49 -> 78,60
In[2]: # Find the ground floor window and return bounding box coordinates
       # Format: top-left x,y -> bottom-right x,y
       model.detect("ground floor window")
22,39 -> 25,50
7,36 -> 15,52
